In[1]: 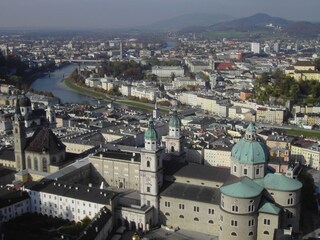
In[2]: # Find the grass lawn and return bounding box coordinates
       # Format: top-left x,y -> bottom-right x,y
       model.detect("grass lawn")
285,129 -> 320,140
64,78 -> 169,113
64,78 -> 111,100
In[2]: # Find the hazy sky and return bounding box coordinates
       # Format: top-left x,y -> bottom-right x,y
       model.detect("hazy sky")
0,0 -> 319,29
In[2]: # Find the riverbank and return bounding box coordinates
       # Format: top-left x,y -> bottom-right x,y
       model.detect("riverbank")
63,78 -> 168,113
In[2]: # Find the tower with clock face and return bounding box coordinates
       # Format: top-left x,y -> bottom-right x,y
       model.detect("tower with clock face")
140,117 -> 163,226
162,108 -> 186,161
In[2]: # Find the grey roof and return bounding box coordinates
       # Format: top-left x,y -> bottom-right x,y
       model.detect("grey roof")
25,127 -> 66,153
164,161 -> 231,183
92,150 -> 141,162
0,186 -> 30,208
27,180 -> 119,205
77,207 -> 112,240
0,148 -> 15,161
160,181 -> 220,204
46,157 -> 90,180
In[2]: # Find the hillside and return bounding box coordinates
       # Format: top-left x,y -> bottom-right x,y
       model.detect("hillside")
147,13 -> 233,31
208,13 -> 291,31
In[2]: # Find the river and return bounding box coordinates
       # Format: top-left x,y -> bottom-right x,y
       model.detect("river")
31,41 -> 176,104
30,64 -> 97,104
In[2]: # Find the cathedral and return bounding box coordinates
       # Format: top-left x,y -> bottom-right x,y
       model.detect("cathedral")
11,99 -> 302,239
88,110 -> 302,239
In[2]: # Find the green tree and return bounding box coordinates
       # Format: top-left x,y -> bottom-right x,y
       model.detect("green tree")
314,58 -> 320,71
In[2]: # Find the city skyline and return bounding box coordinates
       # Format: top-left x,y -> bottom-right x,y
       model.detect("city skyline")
1,0 -> 320,29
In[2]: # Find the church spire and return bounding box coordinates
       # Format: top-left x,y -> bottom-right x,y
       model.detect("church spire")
14,96 -> 22,121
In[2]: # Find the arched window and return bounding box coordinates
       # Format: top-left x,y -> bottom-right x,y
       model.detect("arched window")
171,146 -> 175,152
42,158 -> 47,172
147,161 -> 150,167
179,215 -> 184,219
248,203 -> 255,212
263,231 -> 269,235
194,217 -> 199,222
208,220 -> 214,224
165,212 -> 170,216
288,197 -> 294,205
34,157 -> 38,171
232,205 -> 239,212
231,232 -> 237,236
27,156 -> 32,169
249,232 -> 253,236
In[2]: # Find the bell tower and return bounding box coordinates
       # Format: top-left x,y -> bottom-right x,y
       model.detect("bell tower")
140,117 -> 164,226
162,108 -> 185,161
13,97 -> 26,171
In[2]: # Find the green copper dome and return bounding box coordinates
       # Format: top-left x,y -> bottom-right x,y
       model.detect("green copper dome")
144,117 -> 158,140
231,123 -> 269,164
220,177 -> 263,198
169,108 -> 181,128
257,173 -> 302,192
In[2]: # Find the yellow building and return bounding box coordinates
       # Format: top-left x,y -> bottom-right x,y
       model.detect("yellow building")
291,142 -> 320,170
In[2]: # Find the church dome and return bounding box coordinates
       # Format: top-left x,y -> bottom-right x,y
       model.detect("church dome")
231,123 -> 269,164
169,108 -> 181,128
19,94 -> 31,107
144,117 -> 158,140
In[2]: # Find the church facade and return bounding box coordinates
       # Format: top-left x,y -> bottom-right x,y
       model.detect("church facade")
88,112 -> 302,239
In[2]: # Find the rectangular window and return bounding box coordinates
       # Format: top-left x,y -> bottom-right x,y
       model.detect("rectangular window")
256,168 -> 260,175
208,208 -> 214,214
147,200 -> 151,206
179,204 -> 185,210
231,220 -> 238,226
248,219 -> 254,226
264,219 -> 270,225
194,206 -> 199,212
165,201 -> 170,207
244,169 -> 248,175
147,187 -> 150,193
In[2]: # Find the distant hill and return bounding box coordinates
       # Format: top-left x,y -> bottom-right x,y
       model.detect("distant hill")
284,21 -> 320,35
147,13 -> 233,31
202,13 -> 320,37
208,13 -> 291,31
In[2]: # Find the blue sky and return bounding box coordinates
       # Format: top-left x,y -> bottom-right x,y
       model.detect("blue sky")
0,0 -> 319,29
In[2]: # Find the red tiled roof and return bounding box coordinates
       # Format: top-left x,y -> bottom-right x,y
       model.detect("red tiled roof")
215,62 -> 236,71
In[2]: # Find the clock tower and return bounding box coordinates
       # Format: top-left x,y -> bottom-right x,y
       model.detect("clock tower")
140,117 -> 163,227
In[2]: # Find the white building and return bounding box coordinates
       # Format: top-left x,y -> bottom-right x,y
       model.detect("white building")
25,180 -> 118,222
251,43 -> 261,54
152,66 -> 184,78
0,186 -> 30,223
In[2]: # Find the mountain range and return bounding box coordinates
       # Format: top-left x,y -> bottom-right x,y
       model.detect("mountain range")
144,13 -> 320,36
145,13 -> 233,31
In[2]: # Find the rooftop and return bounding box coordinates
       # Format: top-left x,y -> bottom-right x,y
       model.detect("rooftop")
26,180 -> 119,205
160,181 -> 220,204
220,177 -> 264,198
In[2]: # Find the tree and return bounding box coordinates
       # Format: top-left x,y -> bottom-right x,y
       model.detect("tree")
314,58 -> 320,71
